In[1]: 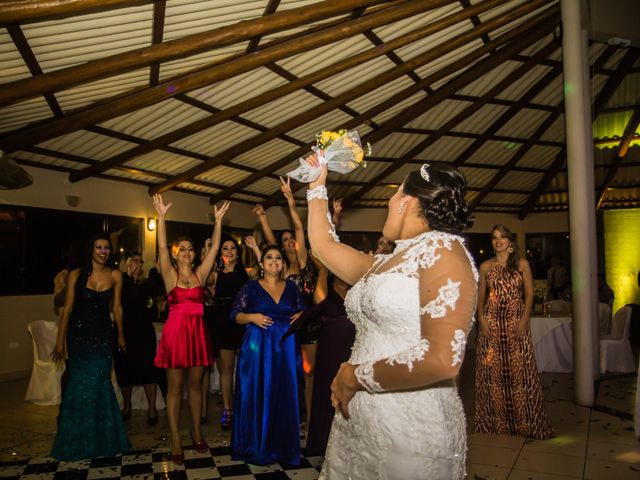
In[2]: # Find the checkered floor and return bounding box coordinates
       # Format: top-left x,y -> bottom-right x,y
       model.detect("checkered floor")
0,442 -> 324,480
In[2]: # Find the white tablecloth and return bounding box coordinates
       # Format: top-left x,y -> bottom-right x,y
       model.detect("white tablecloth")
530,315 -> 573,373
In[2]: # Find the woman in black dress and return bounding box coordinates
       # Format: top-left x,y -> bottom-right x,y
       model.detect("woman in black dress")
113,250 -> 160,424
210,236 -> 250,430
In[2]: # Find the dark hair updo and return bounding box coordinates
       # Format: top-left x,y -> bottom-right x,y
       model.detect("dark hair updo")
402,163 -> 473,235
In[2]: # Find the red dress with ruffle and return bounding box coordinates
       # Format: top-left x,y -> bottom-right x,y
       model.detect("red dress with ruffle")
154,285 -> 214,368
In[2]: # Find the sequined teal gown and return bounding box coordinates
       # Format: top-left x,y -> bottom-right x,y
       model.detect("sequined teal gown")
51,287 -> 130,461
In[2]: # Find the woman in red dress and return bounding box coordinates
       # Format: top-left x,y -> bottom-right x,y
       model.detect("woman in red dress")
152,193 -> 230,463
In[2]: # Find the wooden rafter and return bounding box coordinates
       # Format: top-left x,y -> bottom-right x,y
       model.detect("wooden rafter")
518,47 -> 640,218
0,0 -> 150,25
460,0 -> 491,45
0,0 -> 394,107
246,0 -> 282,54
149,0 -> 167,87
396,127 -> 564,148
342,39 -> 561,205
596,107 -> 640,208
5,24 -> 62,117
154,2 -> 558,198
1,0 -> 451,153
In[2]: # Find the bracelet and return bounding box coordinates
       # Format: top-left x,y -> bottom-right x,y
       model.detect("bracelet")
306,185 -> 328,201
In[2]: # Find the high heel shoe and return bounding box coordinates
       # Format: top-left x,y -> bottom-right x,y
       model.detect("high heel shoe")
191,435 -> 209,453
220,409 -> 232,431
171,452 -> 184,465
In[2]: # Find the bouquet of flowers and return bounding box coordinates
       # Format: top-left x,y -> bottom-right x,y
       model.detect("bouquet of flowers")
287,129 -> 371,183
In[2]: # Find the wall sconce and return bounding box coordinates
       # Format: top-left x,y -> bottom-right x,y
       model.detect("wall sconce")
147,218 -> 157,231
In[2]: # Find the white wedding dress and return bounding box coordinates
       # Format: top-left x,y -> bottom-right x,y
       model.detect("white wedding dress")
319,231 -> 478,480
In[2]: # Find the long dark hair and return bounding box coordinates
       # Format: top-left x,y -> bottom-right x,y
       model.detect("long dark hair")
402,163 -> 473,234
216,236 -> 248,278
74,234 -> 113,301
491,224 -> 520,273
260,245 -> 287,279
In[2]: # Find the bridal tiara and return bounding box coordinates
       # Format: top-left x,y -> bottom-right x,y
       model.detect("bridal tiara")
420,163 -> 430,182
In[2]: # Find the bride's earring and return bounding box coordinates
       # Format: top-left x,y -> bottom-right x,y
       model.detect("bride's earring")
397,198 -> 408,214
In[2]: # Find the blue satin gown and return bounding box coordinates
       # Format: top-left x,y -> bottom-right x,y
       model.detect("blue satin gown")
230,279 -> 305,465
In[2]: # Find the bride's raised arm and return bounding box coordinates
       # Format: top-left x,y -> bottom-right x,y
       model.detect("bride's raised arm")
305,156 -> 373,286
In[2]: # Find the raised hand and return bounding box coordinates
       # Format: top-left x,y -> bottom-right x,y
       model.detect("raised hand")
279,176 -> 293,201
306,152 -> 328,189
244,235 -> 257,249
213,200 -> 230,222
252,204 -> 265,217
152,193 -> 172,218
332,198 -> 343,216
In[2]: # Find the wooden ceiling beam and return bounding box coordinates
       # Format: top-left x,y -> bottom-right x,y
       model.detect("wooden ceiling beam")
1,0 -> 456,154
342,38 -> 560,204
0,0 -> 150,25
518,47 -> 640,218
449,93 -> 556,112
149,0 -> 167,87
395,127 -> 564,147
0,0 -> 395,107
245,0 -> 281,54
187,3 -> 559,203
596,107 -> 640,208
5,24 -> 63,117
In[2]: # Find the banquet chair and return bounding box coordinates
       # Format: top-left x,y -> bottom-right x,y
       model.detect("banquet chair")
24,320 -> 65,405
598,302 -> 612,337
600,306 -> 635,374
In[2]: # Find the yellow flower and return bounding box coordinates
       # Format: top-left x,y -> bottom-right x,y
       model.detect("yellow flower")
318,130 -> 341,148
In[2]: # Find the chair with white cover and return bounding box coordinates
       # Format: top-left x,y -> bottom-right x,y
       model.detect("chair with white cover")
598,302 -> 612,337
24,320 -> 65,405
600,306 -> 635,374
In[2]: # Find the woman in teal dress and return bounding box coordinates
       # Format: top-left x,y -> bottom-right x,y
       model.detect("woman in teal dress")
230,245 -> 306,465
51,234 -> 130,461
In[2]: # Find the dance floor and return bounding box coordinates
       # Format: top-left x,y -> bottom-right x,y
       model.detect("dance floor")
0,365 -> 638,479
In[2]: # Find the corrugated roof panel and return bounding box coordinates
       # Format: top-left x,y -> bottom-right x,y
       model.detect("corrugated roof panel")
170,120 -> 257,156
418,136 -> 476,161
241,90 -> 322,128
519,34 -> 557,58
275,33 -> 374,77
180,182 -> 220,195
274,158 -> 306,178
369,91 -> 428,125
188,67 -> 288,110
495,170 -> 543,190
163,0 -> 267,41
457,60 -> 522,97
0,96 -> 52,133
482,192 -> 529,205
38,130 -> 135,160
393,19 -> 477,64
361,184 -> 399,201
454,104 -> 510,133
373,132 -> 427,158
606,72 -> 640,108
314,55 -> 398,98
464,139 -> 516,165
458,166 -> 500,188
516,145 -> 562,169
405,99 -> 473,130
413,43 -> 486,82
55,69 -> 149,112
530,73 -> 563,105
346,76 -> 418,114
497,108 -> 552,138
158,42 -> 251,82
484,0 -> 555,39
125,150 -> 202,175
103,168 -> 160,184
230,191 -> 268,203
0,28 -> 31,83
373,2 -> 463,42
537,191 -> 567,206
601,45 -> 628,71
21,4 -> 153,73
369,161 -> 412,184
588,42 -> 608,65
540,114 -> 565,142
99,98 -> 210,140
231,138 -> 299,170
246,176 -> 280,196
340,160 -> 394,185
286,109 -> 354,143
496,64 -> 555,102
548,171 -> 567,190
611,165 -> 640,187
195,165 -> 249,185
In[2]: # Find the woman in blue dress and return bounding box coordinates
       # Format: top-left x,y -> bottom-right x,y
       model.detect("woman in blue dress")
51,234 -> 130,461
230,245 -> 305,465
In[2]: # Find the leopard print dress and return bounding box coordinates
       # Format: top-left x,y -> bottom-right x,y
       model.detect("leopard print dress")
474,263 -> 554,439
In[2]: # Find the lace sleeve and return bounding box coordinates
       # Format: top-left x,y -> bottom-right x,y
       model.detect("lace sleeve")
354,241 -> 477,393
229,281 -> 252,323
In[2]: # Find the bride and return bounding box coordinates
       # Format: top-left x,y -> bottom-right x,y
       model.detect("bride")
305,158 -> 478,479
